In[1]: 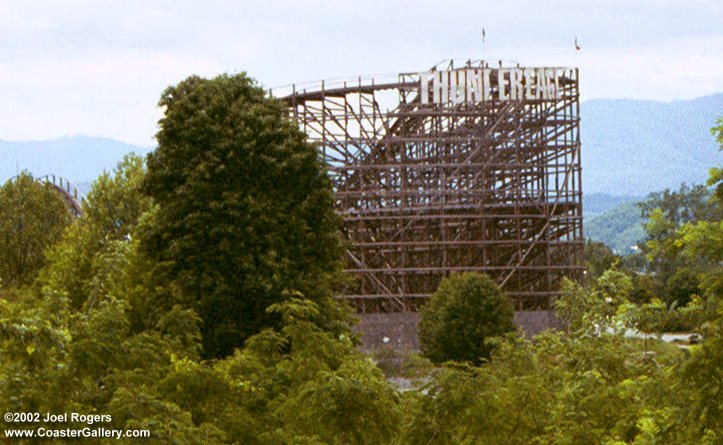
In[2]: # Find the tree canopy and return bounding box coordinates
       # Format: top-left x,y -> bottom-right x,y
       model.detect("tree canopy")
632,180 -> 721,309
0,173 -> 72,288
140,73 -> 345,358
38,154 -> 152,309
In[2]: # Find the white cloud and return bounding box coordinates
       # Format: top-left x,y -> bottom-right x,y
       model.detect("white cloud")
0,1 -> 720,144
0,50 -> 227,145
577,35 -> 723,100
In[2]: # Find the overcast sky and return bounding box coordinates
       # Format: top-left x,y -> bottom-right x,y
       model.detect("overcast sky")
1,0 -> 721,146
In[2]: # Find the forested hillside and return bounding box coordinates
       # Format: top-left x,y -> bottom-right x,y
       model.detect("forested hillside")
586,201 -> 645,254
583,193 -> 643,218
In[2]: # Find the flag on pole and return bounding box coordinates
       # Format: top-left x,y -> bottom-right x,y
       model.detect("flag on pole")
482,28 -> 486,44
575,36 -> 581,51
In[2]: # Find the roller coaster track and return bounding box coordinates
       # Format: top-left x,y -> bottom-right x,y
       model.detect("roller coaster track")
7,174 -> 84,217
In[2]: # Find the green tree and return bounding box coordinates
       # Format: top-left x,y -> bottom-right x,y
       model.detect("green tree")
0,173 -> 72,288
584,240 -> 619,282
666,119 -> 723,311
140,73 -> 345,358
555,269 -> 633,335
708,118 -> 723,202
639,180 -> 721,307
276,357 -> 400,445
674,307 -> 723,443
398,329 -> 685,445
37,155 -> 152,309
418,273 -> 516,365
638,183 -> 720,227
676,219 -> 723,305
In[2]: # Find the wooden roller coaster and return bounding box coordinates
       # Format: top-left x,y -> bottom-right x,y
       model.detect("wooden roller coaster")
274,60 -> 584,311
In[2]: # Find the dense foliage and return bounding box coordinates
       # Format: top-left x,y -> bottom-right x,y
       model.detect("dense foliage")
418,273 -> 516,364
0,286 -> 397,444
586,159 -> 721,330
140,74 -> 345,358
2,262 -> 721,444
638,185 -> 720,312
0,173 -> 71,288
583,240 -> 619,282
37,155 -> 152,309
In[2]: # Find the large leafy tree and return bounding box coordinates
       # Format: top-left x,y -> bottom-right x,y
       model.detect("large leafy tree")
0,173 -> 72,288
141,73 -> 344,358
638,182 -> 720,307
638,183 -> 720,226
671,118 -> 723,307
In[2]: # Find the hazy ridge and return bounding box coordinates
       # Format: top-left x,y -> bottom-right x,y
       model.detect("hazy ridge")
2,93 -> 721,214
0,136 -> 153,185
581,92 -> 722,195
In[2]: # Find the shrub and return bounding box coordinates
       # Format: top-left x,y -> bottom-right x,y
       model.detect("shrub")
418,273 -> 516,364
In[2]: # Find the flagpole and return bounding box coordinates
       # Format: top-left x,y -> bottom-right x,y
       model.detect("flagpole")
481,28 -> 486,64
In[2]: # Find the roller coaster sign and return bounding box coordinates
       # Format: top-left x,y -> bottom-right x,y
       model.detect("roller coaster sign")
419,67 -> 566,105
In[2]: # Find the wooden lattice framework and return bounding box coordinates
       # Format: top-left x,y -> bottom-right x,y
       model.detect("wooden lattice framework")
274,60 -> 583,311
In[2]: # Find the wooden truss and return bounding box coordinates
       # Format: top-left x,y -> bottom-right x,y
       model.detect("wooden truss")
275,61 -> 583,311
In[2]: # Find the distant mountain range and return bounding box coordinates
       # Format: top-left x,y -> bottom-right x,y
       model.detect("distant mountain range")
582,92 -> 722,195
583,193 -> 643,218
0,136 -> 153,187
1,93 -> 721,204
